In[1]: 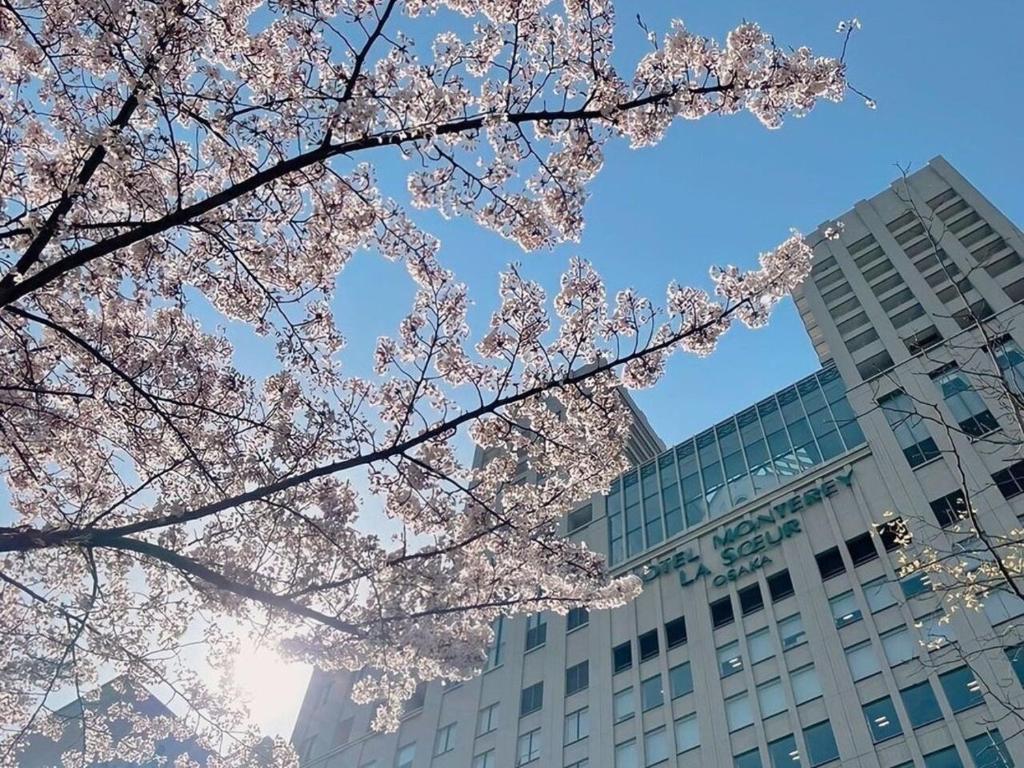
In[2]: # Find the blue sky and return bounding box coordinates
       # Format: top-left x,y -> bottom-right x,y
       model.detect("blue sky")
220,0 -> 1024,736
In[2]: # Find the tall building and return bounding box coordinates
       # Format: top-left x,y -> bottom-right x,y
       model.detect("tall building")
291,157 -> 1024,768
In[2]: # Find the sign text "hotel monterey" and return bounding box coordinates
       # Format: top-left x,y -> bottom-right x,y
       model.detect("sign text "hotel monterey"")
635,469 -> 854,589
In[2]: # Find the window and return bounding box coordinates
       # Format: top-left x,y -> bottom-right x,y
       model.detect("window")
613,688 -> 635,723
473,750 -> 495,768
993,459 -> 1024,500
880,391 -> 940,467
565,661 -> 589,696
674,714 -> 699,753
613,641 -> 633,674
638,629 -> 659,661
726,692 -> 754,731
565,761 -> 589,768
966,730 -> 1014,768
517,729 -> 541,766
882,627 -> 917,666
994,337 -> 1024,393
767,734 -> 799,768
803,721 -> 840,766
719,641 -> 743,677
568,504 -> 593,532
878,517 -> 909,551
564,707 -> 589,744
525,613 -> 547,651
932,367 -> 999,438
846,641 -> 881,681
757,678 -> 786,717
919,609 -> 956,647
1006,645 -> 1024,687
669,662 -> 693,698
615,739 -> 638,768
846,532 -> 878,565
486,616 -> 506,669
901,572 -> 933,599
641,674 -> 663,711
815,547 -> 846,580
434,723 -> 457,756
900,681 -> 943,728
924,746 -> 965,768
863,577 -> 899,612
767,570 -> 795,601
520,681 -> 543,717
939,666 -> 985,712
711,596 -> 735,628
830,591 -> 862,628
396,744 -> 416,768
403,681 -> 427,713
863,696 -> 903,743
567,607 -> 589,632
739,583 -> 765,615
748,628 -> 774,663
779,614 -> 806,649
665,617 -> 687,648
477,702 -> 499,735
735,749 -> 763,768
792,665 -> 822,704
644,727 -> 669,766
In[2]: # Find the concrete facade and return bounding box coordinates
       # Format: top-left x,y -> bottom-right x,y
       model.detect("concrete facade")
291,158 -> 1024,768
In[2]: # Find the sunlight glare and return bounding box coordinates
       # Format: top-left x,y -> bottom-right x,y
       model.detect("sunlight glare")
231,636 -> 312,737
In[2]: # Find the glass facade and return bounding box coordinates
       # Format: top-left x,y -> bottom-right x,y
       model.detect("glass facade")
607,366 -> 865,565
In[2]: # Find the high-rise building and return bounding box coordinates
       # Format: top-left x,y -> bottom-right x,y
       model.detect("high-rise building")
291,157 -> 1024,768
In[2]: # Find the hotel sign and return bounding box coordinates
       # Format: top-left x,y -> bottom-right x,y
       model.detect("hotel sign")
635,469 -> 854,589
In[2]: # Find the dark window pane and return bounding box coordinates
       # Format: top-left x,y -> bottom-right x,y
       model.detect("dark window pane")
638,629 -> 659,661
768,735 -> 798,768
966,730 -> 1014,768
567,607 -> 589,632
669,662 -> 693,699
931,490 -> 967,528
565,661 -> 589,696
641,675 -> 663,711
815,547 -> 846,580
846,532 -> 878,565
767,570 -> 795,601
900,681 -> 943,728
735,749 -> 764,768
1005,645 -> 1024,687
613,642 -> 632,674
863,696 -> 903,743
878,518 -> 909,551
520,682 -> 543,716
739,584 -> 765,615
711,597 -> 735,628
803,721 -> 840,766
939,666 -> 985,712
567,504 -> 593,532
665,617 -> 687,649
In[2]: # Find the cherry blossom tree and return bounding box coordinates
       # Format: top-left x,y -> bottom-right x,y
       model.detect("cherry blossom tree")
0,0 -> 858,763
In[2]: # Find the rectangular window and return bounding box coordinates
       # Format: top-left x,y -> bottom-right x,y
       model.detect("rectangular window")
748,628 -> 774,663
878,517 -> 909,551
931,490 -> 967,528
932,367 -> 999,438
767,570 -> 795,601
791,665 -> 822,704
803,721 -> 840,766
567,504 -> 593,533
863,696 -> 903,743
900,681 -> 943,728
674,714 -> 699,753
863,577 -> 899,612
830,591 -> 862,628
566,606 -> 589,632
993,337 -> 1024,394
757,678 -> 786,717
434,723 -> 457,756
718,641 -> 743,677
638,629 -> 659,661
726,692 -> 754,732
396,744 -> 416,768
615,739 -> 637,768
711,596 -> 735,628
613,641 -> 632,674
669,662 -> 693,698
767,734 -> 799,768
901,572 -> 933,599
520,681 -> 543,717
778,614 -> 806,649
881,627 -> 917,666
613,688 -> 635,723
644,726 -> 669,766
923,746 -> 964,768
939,666 -> 985,712
525,613 -> 547,651
641,674 -> 664,711
486,616 -> 506,670
564,707 -> 589,744
516,729 -> 541,766
1008,645 -> 1024,687
565,660 -> 589,696
473,750 -> 495,768
735,749 -> 763,768
739,583 -> 765,615
993,459 -> 1024,500
966,730 -> 1014,768
846,641 -> 881,681
815,547 -> 846,580
880,391 -> 941,467
845,532 -> 878,565
477,702 -> 499,736
665,617 -> 687,648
